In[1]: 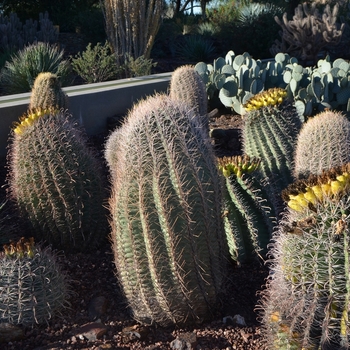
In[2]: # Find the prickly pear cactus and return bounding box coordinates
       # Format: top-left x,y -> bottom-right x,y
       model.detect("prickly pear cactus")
8,109 -> 108,252
242,88 -> 302,214
218,155 -> 276,262
169,65 -> 209,129
0,237 -> 69,326
294,110 -> 350,179
260,164 -> 350,349
29,72 -> 68,110
105,94 -> 228,327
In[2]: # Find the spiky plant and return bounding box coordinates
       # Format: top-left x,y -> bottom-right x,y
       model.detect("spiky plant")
260,164 -> 350,349
218,155 -> 276,263
29,72 -> 68,110
105,94 -> 228,327
0,237 -> 69,326
169,65 -> 209,129
8,108 -> 108,252
0,42 -> 71,94
242,87 -> 302,215
294,110 -> 350,179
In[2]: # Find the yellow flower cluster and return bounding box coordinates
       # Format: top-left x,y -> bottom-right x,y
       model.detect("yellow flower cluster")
244,88 -> 287,112
218,155 -> 261,178
3,237 -> 36,259
287,172 -> 350,212
13,108 -> 55,135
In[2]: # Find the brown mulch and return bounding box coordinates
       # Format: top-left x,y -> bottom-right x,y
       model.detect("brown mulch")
0,112 -> 270,350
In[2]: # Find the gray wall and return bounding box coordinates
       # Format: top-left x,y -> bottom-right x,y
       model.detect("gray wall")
0,72 -> 171,157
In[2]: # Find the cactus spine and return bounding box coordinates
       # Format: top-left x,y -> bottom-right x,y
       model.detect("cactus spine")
260,164 -> 350,349
105,94 -> 227,326
218,155 -> 276,262
169,65 -> 209,129
294,110 -> 350,179
8,109 -> 108,252
29,72 -> 68,110
0,237 -> 69,326
242,88 -> 302,214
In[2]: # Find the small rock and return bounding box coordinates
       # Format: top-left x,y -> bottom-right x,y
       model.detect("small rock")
88,295 -> 108,320
170,332 -> 197,350
121,324 -> 150,343
0,323 -> 24,343
76,321 -> 107,341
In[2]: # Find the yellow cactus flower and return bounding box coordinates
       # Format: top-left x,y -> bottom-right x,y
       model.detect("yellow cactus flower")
270,311 -> 280,323
243,88 -> 287,112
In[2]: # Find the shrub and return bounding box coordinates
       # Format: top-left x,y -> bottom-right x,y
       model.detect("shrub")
0,42 -> 71,95
123,54 -> 157,78
71,41 -> 119,84
176,35 -> 216,62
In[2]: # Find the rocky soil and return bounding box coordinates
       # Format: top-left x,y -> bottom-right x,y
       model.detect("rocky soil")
0,112 -> 271,350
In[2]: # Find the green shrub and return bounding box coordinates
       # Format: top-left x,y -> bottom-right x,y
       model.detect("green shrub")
123,54 -> 157,78
71,41 -> 118,84
0,42 -> 71,95
176,35 -> 216,62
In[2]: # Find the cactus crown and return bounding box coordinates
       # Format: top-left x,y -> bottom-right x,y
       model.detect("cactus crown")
282,163 -> 350,211
3,237 -> 36,259
218,155 -> 261,178
13,107 -> 57,135
243,88 -> 287,112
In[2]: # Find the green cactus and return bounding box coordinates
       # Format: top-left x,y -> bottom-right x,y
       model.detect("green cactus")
29,72 -> 68,110
218,155 -> 276,263
8,109 -> 108,252
294,110 -> 350,179
242,88 -> 302,215
0,237 -> 69,326
105,94 -> 228,327
260,164 -> 350,349
169,65 -> 209,129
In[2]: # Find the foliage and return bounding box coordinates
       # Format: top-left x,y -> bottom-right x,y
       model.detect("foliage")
123,54 -> 157,78
0,11 -> 58,53
0,42 -> 71,95
71,41 -> 119,84
176,34 -> 216,62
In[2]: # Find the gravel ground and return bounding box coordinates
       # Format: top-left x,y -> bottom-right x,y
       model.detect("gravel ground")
0,112 -> 270,350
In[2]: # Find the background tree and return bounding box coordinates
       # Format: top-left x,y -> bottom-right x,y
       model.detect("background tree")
101,0 -> 164,66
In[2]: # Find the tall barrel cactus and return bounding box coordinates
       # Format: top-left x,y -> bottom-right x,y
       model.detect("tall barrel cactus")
294,110 -> 350,179
8,108 -> 108,252
260,164 -> 350,349
169,65 -> 209,129
218,155 -> 276,263
105,94 -> 228,326
29,72 -> 68,110
0,237 -> 69,326
242,88 -> 302,214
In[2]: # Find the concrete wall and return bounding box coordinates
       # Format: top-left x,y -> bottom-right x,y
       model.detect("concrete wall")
0,72 -> 172,157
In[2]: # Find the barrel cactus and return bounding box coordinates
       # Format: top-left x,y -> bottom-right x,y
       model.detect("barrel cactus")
218,155 -> 276,262
242,87 -> 302,214
29,72 -> 68,110
105,94 -> 228,327
0,237 -> 69,326
169,65 -> 209,129
294,110 -> 350,179
8,108 -> 108,252
260,164 -> 350,349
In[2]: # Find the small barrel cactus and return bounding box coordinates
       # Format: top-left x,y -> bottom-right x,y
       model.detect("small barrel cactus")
169,65 -> 209,129
260,164 -> 350,349
8,108 -> 108,252
29,72 -> 68,110
218,155 -> 276,263
105,94 -> 228,327
294,110 -> 350,179
0,237 -> 69,326
242,88 -> 302,215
